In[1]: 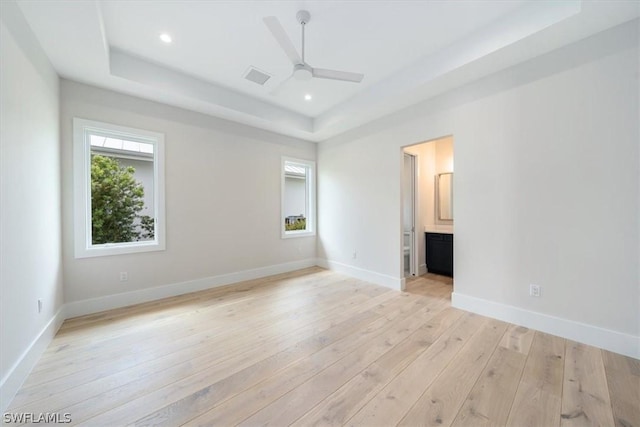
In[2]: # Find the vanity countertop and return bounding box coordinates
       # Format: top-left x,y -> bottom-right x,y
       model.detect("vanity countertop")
424,226 -> 454,234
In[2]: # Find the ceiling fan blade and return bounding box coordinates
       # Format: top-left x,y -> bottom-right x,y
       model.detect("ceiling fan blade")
312,68 -> 364,83
263,16 -> 302,65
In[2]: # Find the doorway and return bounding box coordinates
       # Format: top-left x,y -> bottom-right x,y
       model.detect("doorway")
402,136 -> 454,289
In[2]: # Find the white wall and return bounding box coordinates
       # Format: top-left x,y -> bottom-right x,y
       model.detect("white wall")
0,2 -> 63,410
61,80 -> 316,305
318,20 -> 639,357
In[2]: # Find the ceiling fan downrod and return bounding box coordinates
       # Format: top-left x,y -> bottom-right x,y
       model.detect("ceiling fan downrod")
297,10 -> 310,64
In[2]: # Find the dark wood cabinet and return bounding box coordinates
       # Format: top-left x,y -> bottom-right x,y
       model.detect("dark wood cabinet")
425,232 -> 453,277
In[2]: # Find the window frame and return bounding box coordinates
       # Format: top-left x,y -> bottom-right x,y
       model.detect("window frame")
281,157 -> 316,239
73,118 -> 166,258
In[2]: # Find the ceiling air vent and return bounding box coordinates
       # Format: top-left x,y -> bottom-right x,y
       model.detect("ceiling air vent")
244,67 -> 272,86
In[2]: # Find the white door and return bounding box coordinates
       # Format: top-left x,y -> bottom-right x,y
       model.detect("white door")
403,153 -> 416,277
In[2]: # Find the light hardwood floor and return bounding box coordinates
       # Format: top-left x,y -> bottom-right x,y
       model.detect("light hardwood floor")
7,267 -> 639,426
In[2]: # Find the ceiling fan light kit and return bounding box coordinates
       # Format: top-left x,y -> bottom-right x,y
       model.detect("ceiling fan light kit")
264,9 -> 364,93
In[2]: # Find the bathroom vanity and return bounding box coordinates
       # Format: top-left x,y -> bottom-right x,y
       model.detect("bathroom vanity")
425,231 -> 453,277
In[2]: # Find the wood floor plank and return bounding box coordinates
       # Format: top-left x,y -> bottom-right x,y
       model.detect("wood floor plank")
506,331 -> 565,427
38,271 -> 354,363
27,276 -> 369,378
130,294 -> 442,427
17,305 -> 378,423
59,267 -> 330,331
24,290 -> 400,423
291,307 -> 465,427
74,292 -> 428,426
236,301 -> 454,426
346,312 -> 485,427
15,295 -> 385,416
11,279 -> 384,409
49,268 -> 330,352
499,324 -> 535,355
396,318 -> 508,427
602,350 -> 640,427
43,270 -> 346,369
561,341 -> 615,427
5,268 -> 635,427
451,345 -> 527,426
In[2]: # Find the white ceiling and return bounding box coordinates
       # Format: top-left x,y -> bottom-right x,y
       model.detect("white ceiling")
15,0 -> 640,142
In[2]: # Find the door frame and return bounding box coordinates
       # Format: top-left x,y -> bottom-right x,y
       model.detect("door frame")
402,152 -> 418,279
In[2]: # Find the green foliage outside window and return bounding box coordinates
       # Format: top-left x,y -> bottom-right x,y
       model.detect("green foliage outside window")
285,218 -> 306,231
91,155 -> 154,244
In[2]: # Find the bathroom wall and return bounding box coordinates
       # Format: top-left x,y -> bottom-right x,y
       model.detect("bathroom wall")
433,137 -> 454,226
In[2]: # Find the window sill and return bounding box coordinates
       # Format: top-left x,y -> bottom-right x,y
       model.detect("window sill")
75,240 -> 165,259
281,230 -> 316,239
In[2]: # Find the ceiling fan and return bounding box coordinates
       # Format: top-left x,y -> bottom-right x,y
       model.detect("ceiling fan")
263,10 -> 364,91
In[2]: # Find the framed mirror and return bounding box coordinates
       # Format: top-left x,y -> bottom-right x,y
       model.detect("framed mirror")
437,173 -> 453,221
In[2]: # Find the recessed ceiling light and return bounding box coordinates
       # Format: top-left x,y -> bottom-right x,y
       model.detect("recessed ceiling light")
159,33 -> 172,44
304,94 -> 312,101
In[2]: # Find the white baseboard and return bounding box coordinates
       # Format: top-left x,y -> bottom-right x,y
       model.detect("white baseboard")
0,307 -> 66,412
452,292 -> 640,359
316,258 -> 403,291
66,258 -> 318,318
418,264 -> 428,276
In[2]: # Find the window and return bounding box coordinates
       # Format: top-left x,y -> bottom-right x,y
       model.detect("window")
73,118 -> 165,258
281,157 -> 315,238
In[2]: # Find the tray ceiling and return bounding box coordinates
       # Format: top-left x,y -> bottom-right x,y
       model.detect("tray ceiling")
15,0 -> 639,141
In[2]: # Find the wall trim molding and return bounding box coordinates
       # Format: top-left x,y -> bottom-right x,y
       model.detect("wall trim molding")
0,307 -> 66,412
452,291 -> 640,359
316,258 -> 403,291
65,258 -> 318,319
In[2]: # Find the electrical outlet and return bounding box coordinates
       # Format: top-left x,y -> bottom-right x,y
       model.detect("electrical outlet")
37,299 -> 43,313
119,272 -> 128,282
529,284 -> 541,297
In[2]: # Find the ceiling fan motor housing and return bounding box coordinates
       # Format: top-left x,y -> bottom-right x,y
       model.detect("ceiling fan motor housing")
296,10 -> 310,25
